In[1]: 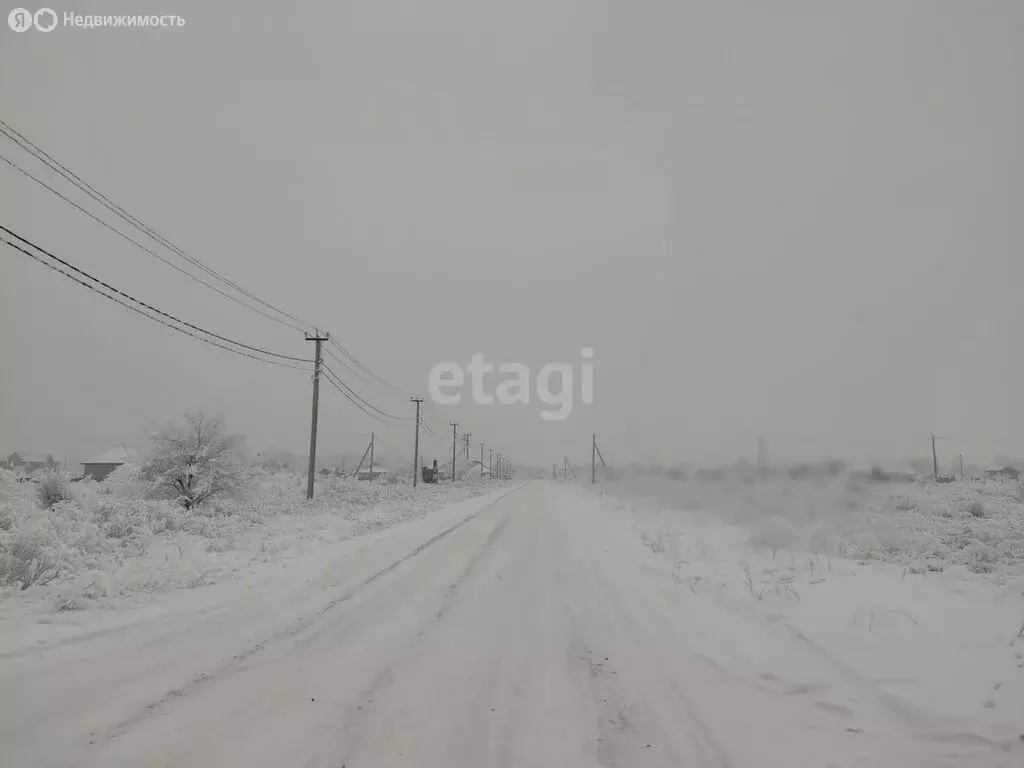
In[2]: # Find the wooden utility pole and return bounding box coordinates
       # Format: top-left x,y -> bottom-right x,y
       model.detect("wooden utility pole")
305,330 -> 329,499
931,433 -> 938,478
368,432 -> 375,484
480,443 -> 486,480
352,439 -> 372,478
959,453 -> 964,481
450,421 -> 459,483
463,432 -> 471,460
488,447 -> 494,479
411,397 -> 423,486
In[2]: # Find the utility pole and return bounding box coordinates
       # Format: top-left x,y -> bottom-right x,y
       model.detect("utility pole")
368,432 -> 375,484
959,453 -> 964,481
592,433 -> 597,485
305,330 -> 329,500
463,432 -> 471,460
450,421 -> 459,483
931,433 -> 938,478
488,447 -> 494,479
480,443 -> 486,480
496,452 -> 502,481
411,397 -> 423,486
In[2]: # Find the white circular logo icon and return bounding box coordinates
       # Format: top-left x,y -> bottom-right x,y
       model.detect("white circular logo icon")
8,8 -> 33,31
34,7 -> 57,31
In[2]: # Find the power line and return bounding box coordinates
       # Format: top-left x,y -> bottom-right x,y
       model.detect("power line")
2,234 -> 310,371
323,345 -> 392,392
0,120 -> 420,406
321,364 -> 411,423
0,151 -> 312,334
0,120 -> 312,333
326,337 -> 403,395
1,225 -> 311,363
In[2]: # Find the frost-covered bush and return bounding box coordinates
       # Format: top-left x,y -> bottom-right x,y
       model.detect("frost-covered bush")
965,500 -> 986,518
0,526 -> 61,589
36,471 -> 72,508
139,414 -> 249,509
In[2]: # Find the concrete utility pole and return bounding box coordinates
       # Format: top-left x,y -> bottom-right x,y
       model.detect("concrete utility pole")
463,432 -> 471,460
480,443 -> 486,480
496,452 -> 503,481
411,397 -> 424,486
305,330 -> 329,500
931,433 -> 938,478
488,447 -> 494,479
450,422 -> 459,483
368,432 -> 375,484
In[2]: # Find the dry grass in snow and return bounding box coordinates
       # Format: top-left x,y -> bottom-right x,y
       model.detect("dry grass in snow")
610,474 -> 1024,579
0,466 -> 495,611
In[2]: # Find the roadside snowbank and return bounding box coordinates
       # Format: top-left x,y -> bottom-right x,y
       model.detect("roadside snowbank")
0,466 -> 496,611
597,482 -> 1024,752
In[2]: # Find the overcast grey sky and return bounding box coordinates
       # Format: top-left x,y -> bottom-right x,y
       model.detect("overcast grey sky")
1,0 -> 1022,470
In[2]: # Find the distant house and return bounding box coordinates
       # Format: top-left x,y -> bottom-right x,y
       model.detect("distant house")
5,452 -> 58,474
356,467 -> 388,481
986,466 -> 1020,482
81,445 -> 133,482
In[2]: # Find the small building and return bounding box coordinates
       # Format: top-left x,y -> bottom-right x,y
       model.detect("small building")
5,452 -> 58,474
81,445 -> 133,482
986,466 -> 1020,482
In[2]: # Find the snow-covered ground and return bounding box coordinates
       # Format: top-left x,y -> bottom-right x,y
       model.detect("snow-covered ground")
0,465 -> 495,616
601,476 -> 1024,757
1,478 -> 1021,766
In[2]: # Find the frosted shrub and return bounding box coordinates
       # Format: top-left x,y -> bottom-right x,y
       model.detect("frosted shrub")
0,526 -> 61,589
101,463 -> 148,500
966,500 -> 986,518
36,471 -> 71,509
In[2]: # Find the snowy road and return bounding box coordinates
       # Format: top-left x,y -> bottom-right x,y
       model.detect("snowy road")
1,482 -> 1019,767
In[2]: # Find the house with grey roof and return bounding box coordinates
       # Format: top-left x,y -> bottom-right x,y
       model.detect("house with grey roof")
81,445 -> 134,481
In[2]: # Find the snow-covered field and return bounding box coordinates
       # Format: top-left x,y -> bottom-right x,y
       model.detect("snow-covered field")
601,475 -> 1024,755
610,473 -> 1024,577
0,465 -> 493,616
2,475 -> 1022,766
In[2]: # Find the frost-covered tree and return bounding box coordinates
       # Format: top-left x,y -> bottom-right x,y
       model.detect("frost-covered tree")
140,414 -> 246,509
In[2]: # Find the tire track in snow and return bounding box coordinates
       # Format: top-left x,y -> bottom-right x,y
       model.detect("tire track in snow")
327,494 -> 519,762
100,484 -> 525,741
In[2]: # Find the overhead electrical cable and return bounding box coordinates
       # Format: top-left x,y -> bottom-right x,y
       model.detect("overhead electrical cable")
0,120 -> 313,331
1,232 -> 311,371
1,225 -> 312,363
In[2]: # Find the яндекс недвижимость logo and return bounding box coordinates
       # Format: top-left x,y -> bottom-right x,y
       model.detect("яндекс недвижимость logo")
8,8 -> 57,32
